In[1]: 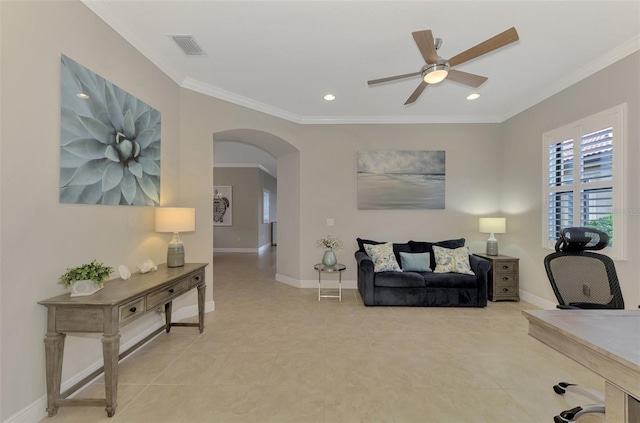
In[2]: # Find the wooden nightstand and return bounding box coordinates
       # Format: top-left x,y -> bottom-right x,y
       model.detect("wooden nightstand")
474,253 -> 520,302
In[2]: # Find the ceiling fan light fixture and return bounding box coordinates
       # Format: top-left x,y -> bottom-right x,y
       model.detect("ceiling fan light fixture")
422,60 -> 450,84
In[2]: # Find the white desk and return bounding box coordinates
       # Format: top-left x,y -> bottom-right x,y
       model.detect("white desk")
523,309 -> 640,422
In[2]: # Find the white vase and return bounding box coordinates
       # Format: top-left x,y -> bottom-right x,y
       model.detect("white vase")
322,249 -> 337,267
70,280 -> 104,297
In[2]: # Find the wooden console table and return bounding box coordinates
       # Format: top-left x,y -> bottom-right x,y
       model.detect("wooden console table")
523,309 -> 640,422
38,263 -> 208,418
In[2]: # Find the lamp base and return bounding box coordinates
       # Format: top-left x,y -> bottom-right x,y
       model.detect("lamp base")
486,239 -> 499,256
167,243 -> 185,267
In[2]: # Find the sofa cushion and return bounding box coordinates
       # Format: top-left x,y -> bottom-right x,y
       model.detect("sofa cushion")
432,246 -> 475,275
357,238 -> 385,252
374,271 -> 425,288
422,272 -> 478,288
392,243 -> 412,263
408,238 -> 466,269
399,252 -> 432,272
357,238 -> 411,264
364,242 -> 402,273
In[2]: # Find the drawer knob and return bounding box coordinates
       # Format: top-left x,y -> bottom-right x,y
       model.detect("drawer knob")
502,288 -> 509,292
194,275 -> 201,282
130,307 -> 137,313
169,288 -> 175,293
502,277 -> 509,281
502,265 -> 509,270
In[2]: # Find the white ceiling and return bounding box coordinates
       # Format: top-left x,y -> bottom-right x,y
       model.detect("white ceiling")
84,1 -> 639,124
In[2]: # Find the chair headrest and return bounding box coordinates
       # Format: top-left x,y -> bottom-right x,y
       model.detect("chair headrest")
554,227 -> 609,252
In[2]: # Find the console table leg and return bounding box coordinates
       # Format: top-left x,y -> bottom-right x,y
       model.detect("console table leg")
102,333 -> 120,417
197,283 -> 206,334
44,332 -> 66,417
164,301 -> 173,333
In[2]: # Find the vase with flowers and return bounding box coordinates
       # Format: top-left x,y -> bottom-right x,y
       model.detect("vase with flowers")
316,235 -> 343,267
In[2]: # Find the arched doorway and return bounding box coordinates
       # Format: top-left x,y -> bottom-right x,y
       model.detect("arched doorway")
212,129 -> 300,283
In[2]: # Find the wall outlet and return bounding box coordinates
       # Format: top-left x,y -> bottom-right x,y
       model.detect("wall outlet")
326,218 -> 334,226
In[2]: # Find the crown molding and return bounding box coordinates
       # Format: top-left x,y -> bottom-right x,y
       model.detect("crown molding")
81,0 -> 186,85
298,115 -> 503,125
182,78 -> 303,124
501,35 -> 640,122
213,163 -> 276,178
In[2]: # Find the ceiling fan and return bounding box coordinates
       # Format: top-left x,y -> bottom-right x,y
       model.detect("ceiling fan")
368,27 -> 519,105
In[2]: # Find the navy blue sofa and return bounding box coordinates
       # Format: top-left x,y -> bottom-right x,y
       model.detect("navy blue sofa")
355,238 -> 491,307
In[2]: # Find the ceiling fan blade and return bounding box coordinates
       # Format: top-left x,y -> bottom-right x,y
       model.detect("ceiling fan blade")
448,27 -> 519,67
404,81 -> 428,105
412,30 -> 439,64
446,69 -> 488,88
367,71 -> 421,85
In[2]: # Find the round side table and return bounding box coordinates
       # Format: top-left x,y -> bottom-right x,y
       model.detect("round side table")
314,263 -> 346,301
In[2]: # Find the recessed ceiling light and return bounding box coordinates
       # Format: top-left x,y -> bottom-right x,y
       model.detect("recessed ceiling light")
76,92 -> 90,99
323,94 -> 336,101
466,93 -> 480,100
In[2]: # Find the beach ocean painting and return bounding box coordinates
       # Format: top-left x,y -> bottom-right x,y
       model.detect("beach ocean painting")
357,150 -> 445,209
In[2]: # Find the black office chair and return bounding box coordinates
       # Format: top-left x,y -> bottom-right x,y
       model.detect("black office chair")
544,227 -> 624,423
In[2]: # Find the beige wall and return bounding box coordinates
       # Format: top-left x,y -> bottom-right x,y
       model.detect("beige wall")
0,1 -> 182,419
213,167 -> 276,249
259,168 -> 278,247
501,51 -> 640,308
297,123 -> 503,280
1,0 -> 639,419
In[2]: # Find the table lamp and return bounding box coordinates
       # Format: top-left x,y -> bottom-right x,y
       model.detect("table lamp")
155,207 -> 195,267
479,217 -> 506,256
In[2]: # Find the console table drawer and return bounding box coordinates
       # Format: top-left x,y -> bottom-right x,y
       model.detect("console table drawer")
146,278 -> 190,309
189,270 -> 205,288
496,273 -> 516,284
119,297 -> 145,325
494,283 -> 517,296
495,262 -> 517,273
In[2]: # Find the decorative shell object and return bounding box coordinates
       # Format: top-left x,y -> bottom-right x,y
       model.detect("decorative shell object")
137,259 -> 158,274
118,265 -> 131,280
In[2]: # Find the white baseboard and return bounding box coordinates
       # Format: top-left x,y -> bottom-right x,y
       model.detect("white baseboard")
275,273 -> 300,288
519,290 -> 556,310
6,300 -> 215,423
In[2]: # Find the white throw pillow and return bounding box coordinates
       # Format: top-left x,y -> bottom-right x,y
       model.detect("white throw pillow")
364,242 -> 402,273
432,246 -> 475,275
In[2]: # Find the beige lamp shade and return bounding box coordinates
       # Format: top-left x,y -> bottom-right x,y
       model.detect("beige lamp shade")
479,217 -> 506,234
155,208 -> 195,267
479,217 -> 506,256
155,207 -> 195,233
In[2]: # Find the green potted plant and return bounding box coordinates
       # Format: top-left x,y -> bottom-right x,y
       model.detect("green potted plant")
58,260 -> 113,297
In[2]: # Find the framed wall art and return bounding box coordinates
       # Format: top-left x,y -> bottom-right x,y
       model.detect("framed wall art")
59,55 -> 161,206
213,186 -> 232,226
357,150 -> 445,210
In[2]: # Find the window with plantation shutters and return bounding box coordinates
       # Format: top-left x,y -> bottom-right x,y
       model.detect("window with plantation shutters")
542,104 -> 627,260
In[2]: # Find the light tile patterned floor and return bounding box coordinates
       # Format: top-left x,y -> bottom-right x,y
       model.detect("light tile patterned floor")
42,248 -> 605,422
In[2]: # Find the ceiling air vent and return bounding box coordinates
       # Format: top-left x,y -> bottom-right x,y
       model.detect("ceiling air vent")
169,35 -> 207,57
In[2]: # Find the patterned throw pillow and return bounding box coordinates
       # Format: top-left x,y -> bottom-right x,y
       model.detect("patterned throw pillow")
432,246 -> 475,275
364,242 -> 402,273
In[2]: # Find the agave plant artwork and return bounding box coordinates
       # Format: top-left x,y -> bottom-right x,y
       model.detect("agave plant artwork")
60,55 -> 161,205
